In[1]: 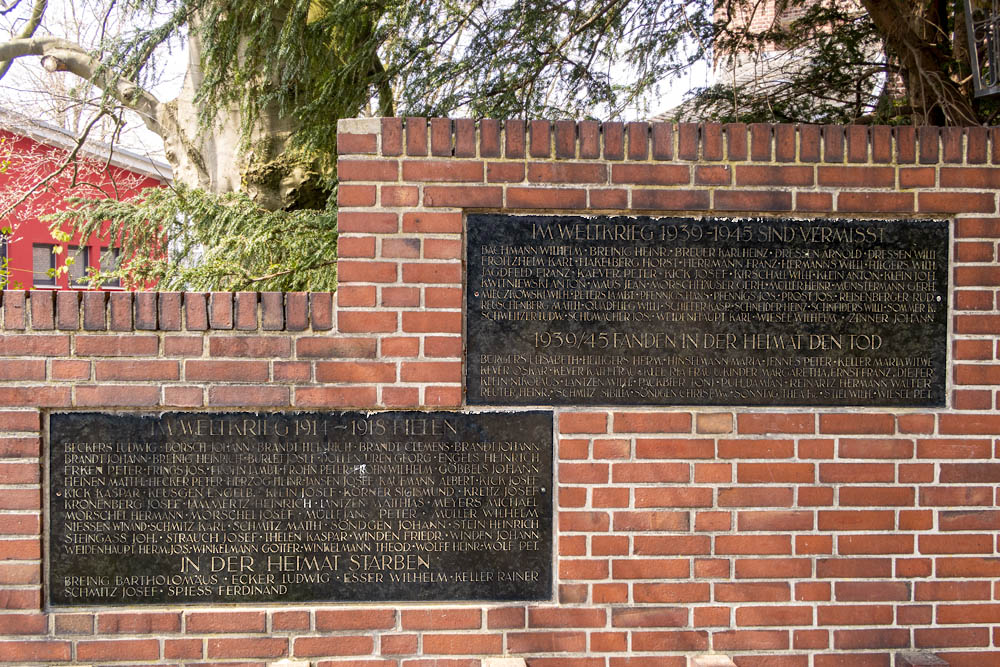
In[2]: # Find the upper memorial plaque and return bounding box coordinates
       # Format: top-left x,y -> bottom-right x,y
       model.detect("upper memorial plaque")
466,215 -> 949,407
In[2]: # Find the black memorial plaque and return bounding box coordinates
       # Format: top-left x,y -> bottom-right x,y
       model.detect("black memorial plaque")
49,410 -> 553,605
467,214 -> 948,407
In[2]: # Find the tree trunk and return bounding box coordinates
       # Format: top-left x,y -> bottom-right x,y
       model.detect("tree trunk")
154,10 -> 315,210
859,0 -> 979,125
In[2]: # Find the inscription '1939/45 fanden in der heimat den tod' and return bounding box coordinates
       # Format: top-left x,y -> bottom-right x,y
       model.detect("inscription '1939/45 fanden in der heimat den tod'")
49,411 -> 553,605
466,215 -> 948,407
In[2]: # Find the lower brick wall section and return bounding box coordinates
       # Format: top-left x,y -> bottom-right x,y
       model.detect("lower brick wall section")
2,402 -> 999,664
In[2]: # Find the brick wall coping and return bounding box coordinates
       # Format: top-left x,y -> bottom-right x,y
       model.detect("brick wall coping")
338,117 -> 1000,166
0,290 -> 332,332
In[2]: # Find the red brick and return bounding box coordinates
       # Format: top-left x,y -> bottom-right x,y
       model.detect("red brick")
75,385 -> 158,407
838,192 -> 913,213
750,123 -> 773,160
0,613 -> 46,634
0,641 -> 71,662
186,360 -> 267,382
560,412 -> 607,434
206,637 -> 288,658
612,412 -> 691,433
651,123 -> 673,160
634,583 -> 711,604
695,165 -> 731,185
0,410 -> 39,432
818,166 -> 893,187
738,413 -> 814,434
0,538 -> 40,560
164,638 -> 202,659
95,360 -> 179,381
0,561 -> 39,584
818,604 -> 892,626
627,121 -> 649,160
797,191 -> 834,211
338,211 -> 398,233
0,359 -> 44,381
0,333 -> 70,356
507,631 -> 586,653
338,132 -> 376,154
560,511 -> 610,532
337,311 -> 396,333
718,487 -> 794,507
714,629 -> 789,650
634,535 -> 710,556
316,609 -> 395,631
715,190 -> 792,211
97,612 -> 181,633
735,557 -> 811,579
0,514 -> 41,535
508,187 -> 586,209
401,609 -> 480,630
612,558 -> 689,580
838,438 -> 913,459
738,511 -> 813,532
716,535 -> 792,556
736,165 -> 813,186
604,122 -> 625,160
820,414 -> 894,434
636,438 -> 713,459
900,167 -> 935,188
50,360 -> 90,381
295,386 -> 377,407
294,635 -> 375,656
836,581 -> 910,601
403,160 -> 483,182
838,534 -> 914,554
430,118 -> 452,155
819,462 -> 894,483
833,628 -> 909,650
719,439 -> 795,458
338,159 -> 398,181
529,607 -> 606,628
631,189 -> 710,211
629,630 -> 708,652
634,487 -> 713,508
75,334 -> 156,356
424,185 -> 501,207
338,183 -> 376,206
77,639 -> 160,661
486,162 -> 524,183
338,236 -> 377,258
612,164 -> 688,185
528,163 -> 606,183
920,192 -> 996,213
0,488 -> 40,509
208,386 -> 289,407
738,462 -> 813,483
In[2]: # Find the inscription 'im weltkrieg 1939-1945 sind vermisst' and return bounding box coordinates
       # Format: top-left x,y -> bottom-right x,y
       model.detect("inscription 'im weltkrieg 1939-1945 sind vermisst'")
466,215 -> 948,407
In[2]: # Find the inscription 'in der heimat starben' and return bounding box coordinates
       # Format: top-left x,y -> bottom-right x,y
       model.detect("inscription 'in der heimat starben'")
49,411 -> 554,605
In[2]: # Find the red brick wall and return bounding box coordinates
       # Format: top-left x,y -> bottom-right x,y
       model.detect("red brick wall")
1,117 -> 999,665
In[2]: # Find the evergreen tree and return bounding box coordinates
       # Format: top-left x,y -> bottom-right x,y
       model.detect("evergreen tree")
0,0 -> 993,289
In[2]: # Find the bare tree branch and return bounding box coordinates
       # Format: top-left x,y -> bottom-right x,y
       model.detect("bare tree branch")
0,36 -> 165,133
0,0 -> 45,79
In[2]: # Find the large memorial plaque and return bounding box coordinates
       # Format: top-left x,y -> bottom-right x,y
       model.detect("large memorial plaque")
467,214 -> 948,407
49,410 -> 553,605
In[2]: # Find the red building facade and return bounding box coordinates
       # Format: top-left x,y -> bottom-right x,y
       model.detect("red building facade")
0,109 -> 170,290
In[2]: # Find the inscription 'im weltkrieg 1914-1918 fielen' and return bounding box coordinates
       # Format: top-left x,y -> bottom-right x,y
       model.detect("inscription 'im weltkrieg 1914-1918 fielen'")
466,215 -> 948,407
49,411 -> 553,605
